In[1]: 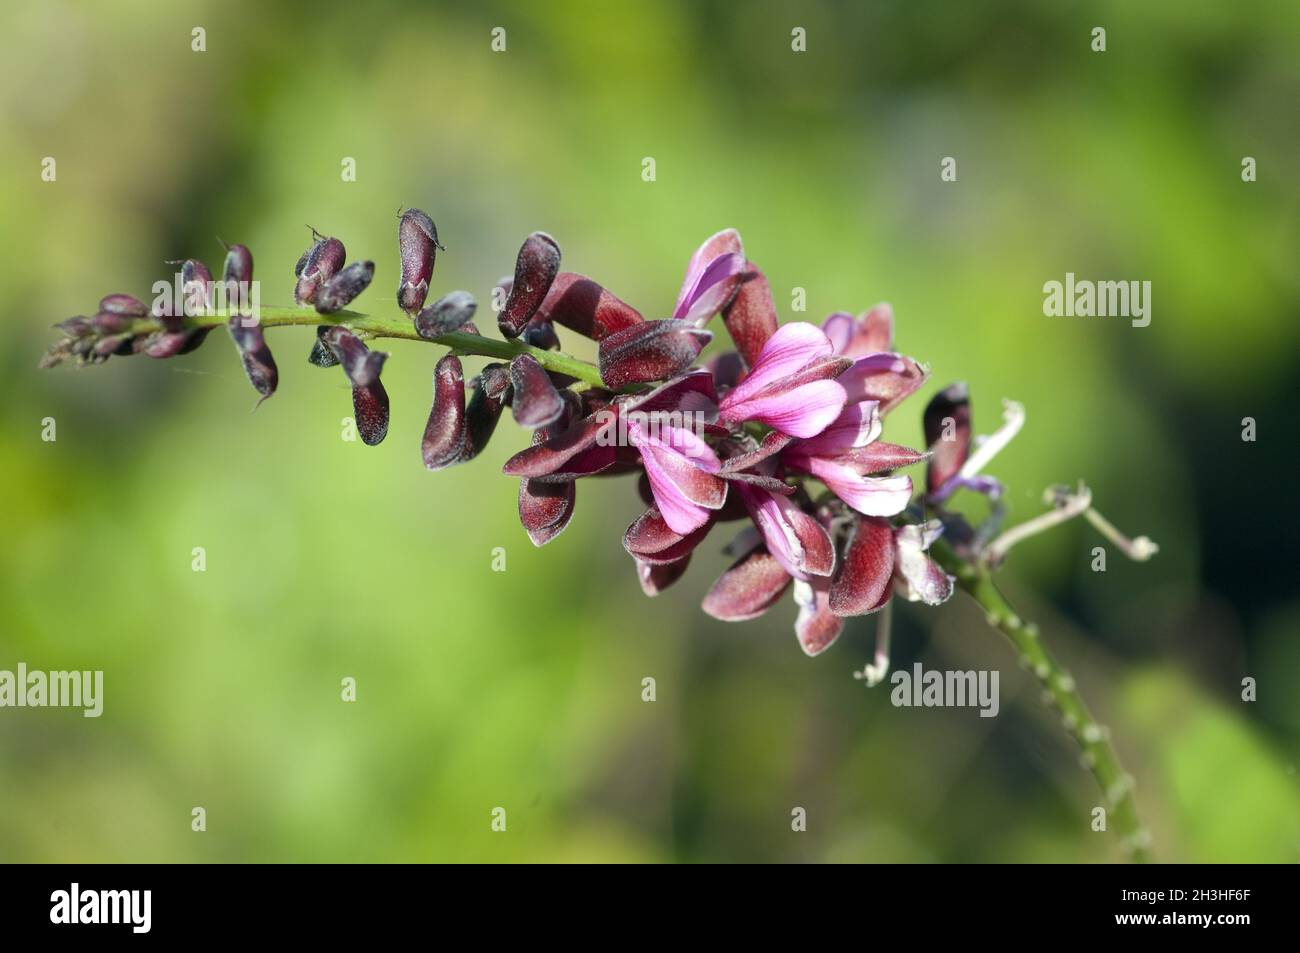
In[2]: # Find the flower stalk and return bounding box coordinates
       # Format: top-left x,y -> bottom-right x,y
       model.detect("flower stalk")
120,304 -> 609,388
930,537 -> 1152,862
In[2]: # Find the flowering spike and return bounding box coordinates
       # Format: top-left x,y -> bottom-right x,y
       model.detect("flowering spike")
397,208 -> 442,316
598,320 -> 712,388
315,261 -> 374,314
498,232 -> 561,338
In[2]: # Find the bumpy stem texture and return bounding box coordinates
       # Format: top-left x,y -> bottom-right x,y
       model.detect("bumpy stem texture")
931,539 -> 1151,862
138,305 -> 608,388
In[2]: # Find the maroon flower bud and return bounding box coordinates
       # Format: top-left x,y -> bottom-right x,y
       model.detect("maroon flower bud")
227,317 -> 278,404
721,264 -> 778,369
827,516 -> 895,616
322,326 -> 389,445
923,382 -> 971,495
422,353 -> 467,471
522,320 -> 560,350
98,294 -> 149,317
220,242 -> 253,284
518,478 -> 576,546
92,333 -> 133,357
91,311 -> 132,334
315,261 -> 374,314
497,232 -> 561,338
623,506 -> 714,565
462,363 -> 512,462
415,291 -> 478,339
144,331 -> 192,359
167,259 -> 212,316
597,319 -> 712,388
532,272 -> 643,341
294,228 -> 346,304
508,354 -> 565,427
352,379 -> 390,446
702,544 -> 792,621
397,208 -> 443,315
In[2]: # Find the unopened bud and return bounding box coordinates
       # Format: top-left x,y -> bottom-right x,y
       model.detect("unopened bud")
415,290 -> 478,339
294,228 -> 346,304
597,319 -> 712,388
227,317 -> 278,404
498,232 -> 561,338
397,208 -> 443,315
315,261 -> 374,314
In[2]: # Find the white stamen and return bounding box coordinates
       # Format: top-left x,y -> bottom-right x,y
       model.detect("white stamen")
959,399 -> 1025,479
854,600 -> 893,687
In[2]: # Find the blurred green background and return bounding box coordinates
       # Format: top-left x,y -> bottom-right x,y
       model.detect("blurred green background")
1,0 -> 1297,863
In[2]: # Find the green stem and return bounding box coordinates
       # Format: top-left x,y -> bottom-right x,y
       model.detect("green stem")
135,305 -> 608,388
930,538 -> 1152,862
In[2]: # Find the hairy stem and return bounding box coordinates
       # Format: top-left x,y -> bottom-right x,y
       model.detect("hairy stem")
930,539 -> 1152,862
134,305 -> 608,388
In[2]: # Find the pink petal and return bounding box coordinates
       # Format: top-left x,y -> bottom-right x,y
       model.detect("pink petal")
677,253 -> 746,324
721,378 -> 847,438
838,351 -> 927,413
893,522 -> 955,606
791,455 -> 913,517
674,229 -> 744,317
721,322 -> 835,406
792,400 -> 881,456
738,483 -> 835,579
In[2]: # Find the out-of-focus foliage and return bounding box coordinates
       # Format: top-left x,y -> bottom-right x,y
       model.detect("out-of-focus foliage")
0,0 -> 1295,862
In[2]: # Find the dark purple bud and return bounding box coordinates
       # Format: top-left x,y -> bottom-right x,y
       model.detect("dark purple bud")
422,353 -> 467,471
518,479 -> 575,546
415,290 -> 478,339
175,327 -> 214,355
91,311 -> 132,334
92,333 -> 133,357
498,232 -> 561,338
321,326 -> 388,444
923,382 -> 971,495
508,354 -> 565,427
597,319 -> 712,388
353,379 -> 390,446
397,208 -> 443,315
321,326 -> 386,386
220,242 -> 254,284
167,259 -> 212,316
522,320 -> 560,350
144,331 -> 192,359
623,506 -> 713,565
294,228 -> 346,304
307,326 -> 340,367
315,261 -> 374,314
98,294 -> 149,317
533,273 -> 643,341
461,363 -> 512,462
227,317 -> 278,404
